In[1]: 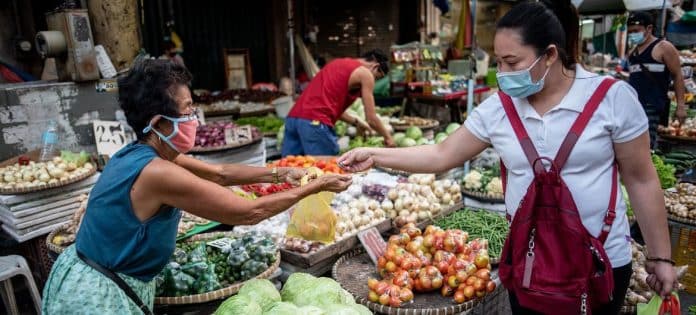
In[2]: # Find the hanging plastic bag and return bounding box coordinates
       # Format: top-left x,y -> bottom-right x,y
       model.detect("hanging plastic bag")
637,292 -> 681,315
286,167 -> 337,244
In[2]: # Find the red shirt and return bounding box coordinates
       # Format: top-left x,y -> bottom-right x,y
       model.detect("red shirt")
288,58 -> 362,127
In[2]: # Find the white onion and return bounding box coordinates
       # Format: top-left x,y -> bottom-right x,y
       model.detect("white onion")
381,200 -> 394,210
388,189 -> 398,201
442,193 -> 452,204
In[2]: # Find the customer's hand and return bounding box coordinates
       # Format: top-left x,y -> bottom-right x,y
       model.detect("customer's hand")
317,174 -> 353,193
645,260 -> 679,297
337,148 -> 375,173
282,167 -> 306,186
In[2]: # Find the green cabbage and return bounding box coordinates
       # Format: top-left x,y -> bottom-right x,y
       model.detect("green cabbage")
237,279 -> 281,312
435,132 -> 448,144
320,303 -> 371,315
213,295 -> 262,315
265,301 -> 299,315
446,123 -> 461,135
288,277 -> 354,308
298,305 -> 325,315
405,126 -> 423,140
393,132 -> 406,143
280,273 -> 316,302
400,138 -> 417,147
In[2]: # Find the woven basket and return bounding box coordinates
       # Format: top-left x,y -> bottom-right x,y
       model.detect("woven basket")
0,167 -> 96,195
45,225 -> 72,256
392,120 -> 440,132
375,166 -> 411,177
667,213 -> 696,226
154,232 -> 280,305
332,248 -> 501,315
461,188 -> 505,204
189,136 -> 262,153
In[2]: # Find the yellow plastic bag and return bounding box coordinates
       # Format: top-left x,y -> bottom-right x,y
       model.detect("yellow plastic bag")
286,170 -> 337,244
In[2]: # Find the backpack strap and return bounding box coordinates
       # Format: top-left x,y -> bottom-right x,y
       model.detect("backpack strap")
500,159 -> 512,223
550,78 -> 619,243
498,92 -> 544,174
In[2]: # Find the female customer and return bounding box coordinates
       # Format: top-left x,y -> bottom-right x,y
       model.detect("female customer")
339,1 -> 676,314
42,59 -> 351,314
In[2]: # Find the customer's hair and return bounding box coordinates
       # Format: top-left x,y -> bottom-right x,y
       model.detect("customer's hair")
361,49 -> 390,75
496,0 -> 579,70
118,59 -> 192,140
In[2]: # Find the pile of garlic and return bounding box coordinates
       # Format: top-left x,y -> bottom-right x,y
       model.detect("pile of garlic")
334,197 -> 388,240
389,174 -> 461,227
0,156 -> 94,190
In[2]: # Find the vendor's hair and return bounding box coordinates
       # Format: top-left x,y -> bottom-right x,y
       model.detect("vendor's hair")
497,0 -> 579,70
362,49 -> 390,74
117,59 -> 192,140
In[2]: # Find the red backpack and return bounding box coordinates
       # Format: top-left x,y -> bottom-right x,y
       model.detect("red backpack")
498,79 -> 619,315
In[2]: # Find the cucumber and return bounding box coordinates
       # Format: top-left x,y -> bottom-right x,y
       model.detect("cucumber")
663,158 -> 689,169
670,150 -> 696,158
665,152 -> 696,161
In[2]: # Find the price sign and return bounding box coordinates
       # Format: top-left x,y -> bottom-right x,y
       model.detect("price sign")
234,125 -> 253,143
93,120 -> 128,157
358,227 -> 387,266
95,79 -> 118,93
207,237 -> 234,249
195,107 -> 206,126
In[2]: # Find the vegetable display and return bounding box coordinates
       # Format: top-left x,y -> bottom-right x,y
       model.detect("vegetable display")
658,118 -> 696,138
660,150 -> 696,174
387,174 -> 461,228
241,183 -> 293,197
651,154 -> 677,189
665,182 -> 696,220
177,212 -> 212,236
155,232 -> 277,297
462,163 -> 503,197
368,224 -> 495,307
235,115 -> 284,134
434,209 -> 508,259
194,122 -> 261,148
390,116 -> 437,128
268,156 -> 345,174
0,154 -> 94,190
340,136 -> 385,153
214,274 -> 370,315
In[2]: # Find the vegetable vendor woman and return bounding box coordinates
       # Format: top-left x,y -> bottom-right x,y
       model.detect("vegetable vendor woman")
339,1 -> 676,314
42,59 -> 352,314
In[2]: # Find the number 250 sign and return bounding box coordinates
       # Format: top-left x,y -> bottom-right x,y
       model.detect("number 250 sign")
92,120 -> 131,157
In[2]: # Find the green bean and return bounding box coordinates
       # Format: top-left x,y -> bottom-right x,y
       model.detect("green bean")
435,208 -> 509,258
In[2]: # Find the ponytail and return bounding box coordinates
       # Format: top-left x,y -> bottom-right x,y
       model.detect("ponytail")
497,0 -> 580,70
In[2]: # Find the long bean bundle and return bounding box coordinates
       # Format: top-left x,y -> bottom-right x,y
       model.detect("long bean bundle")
435,208 -> 509,258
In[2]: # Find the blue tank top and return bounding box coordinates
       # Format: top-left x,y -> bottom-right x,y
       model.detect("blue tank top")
76,142 -> 181,281
628,38 -> 671,110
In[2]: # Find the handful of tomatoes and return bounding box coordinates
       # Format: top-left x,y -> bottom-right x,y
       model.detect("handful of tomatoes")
367,224 -> 495,307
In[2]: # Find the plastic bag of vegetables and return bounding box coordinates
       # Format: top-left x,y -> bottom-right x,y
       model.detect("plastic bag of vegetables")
163,263 -> 196,296
213,295 -> 262,315
188,242 -> 208,263
193,262 -> 222,294
180,261 -> 208,276
286,175 -> 336,244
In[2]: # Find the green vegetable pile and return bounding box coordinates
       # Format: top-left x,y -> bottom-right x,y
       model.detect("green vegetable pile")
60,150 -> 91,167
435,208 -> 509,258
660,150 -> 696,174
155,232 -> 277,297
651,154 -> 677,189
215,273 -> 370,315
340,136 -> 384,153
689,304 -> 696,315
236,115 -> 284,134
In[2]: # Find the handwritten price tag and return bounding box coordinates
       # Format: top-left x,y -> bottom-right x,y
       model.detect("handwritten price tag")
358,227 -> 387,266
93,120 -> 129,157
207,237 -> 234,249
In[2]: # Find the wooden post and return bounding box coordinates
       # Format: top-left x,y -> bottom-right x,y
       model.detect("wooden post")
87,0 -> 140,71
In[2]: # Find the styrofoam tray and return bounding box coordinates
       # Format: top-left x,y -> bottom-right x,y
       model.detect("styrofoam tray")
2,221 -> 68,243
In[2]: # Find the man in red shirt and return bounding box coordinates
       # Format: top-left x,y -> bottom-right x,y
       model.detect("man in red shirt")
282,50 -> 396,156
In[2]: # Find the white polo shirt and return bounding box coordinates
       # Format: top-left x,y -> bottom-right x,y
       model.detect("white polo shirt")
465,65 -> 648,267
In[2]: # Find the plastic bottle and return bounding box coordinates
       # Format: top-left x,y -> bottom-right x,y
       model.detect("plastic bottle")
39,120 -> 59,162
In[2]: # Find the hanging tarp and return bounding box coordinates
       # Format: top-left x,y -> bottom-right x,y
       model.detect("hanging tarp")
623,0 -> 672,11
574,0 -> 671,15
666,21 -> 696,47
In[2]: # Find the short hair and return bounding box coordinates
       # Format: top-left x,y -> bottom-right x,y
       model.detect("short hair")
117,59 -> 192,139
361,49 -> 390,74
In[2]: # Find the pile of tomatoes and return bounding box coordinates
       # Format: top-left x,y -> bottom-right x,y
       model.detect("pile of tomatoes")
268,156 -> 345,174
241,183 -> 293,197
367,224 -> 495,307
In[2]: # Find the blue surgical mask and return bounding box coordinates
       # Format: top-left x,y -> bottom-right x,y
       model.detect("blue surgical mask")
496,56 -> 550,99
628,32 -> 646,46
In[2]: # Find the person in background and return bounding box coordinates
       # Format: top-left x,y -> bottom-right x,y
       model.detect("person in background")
42,59 -> 351,314
627,11 -> 687,148
339,1 -> 676,314
161,39 -> 185,67
282,50 -> 396,157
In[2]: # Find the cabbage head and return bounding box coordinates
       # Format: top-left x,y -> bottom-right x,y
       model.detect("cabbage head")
280,273 -> 316,302
321,303 -> 372,315
213,295 -> 262,315
264,301 -> 299,315
237,279 -> 281,312
287,277 -> 355,308
298,305 -> 325,315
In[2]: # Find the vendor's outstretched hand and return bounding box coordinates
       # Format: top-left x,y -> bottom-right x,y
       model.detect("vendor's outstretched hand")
337,148 -> 374,173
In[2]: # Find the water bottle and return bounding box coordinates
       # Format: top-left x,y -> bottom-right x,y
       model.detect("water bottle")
39,120 -> 59,162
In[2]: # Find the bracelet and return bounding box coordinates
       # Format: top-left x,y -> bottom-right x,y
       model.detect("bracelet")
271,167 -> 280,184
646,257 -> 676,266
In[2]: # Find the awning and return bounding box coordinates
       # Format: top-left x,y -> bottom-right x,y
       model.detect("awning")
572,0 -> 671,15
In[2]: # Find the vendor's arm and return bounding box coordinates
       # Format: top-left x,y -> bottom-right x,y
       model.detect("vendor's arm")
174,154 -> 306,186
337,126 -> 488,173
658,41 -> 687,121
614,132 -> 677,296
352,68 -> 395,146
137,159 -> 352,225
339,111 -> 372,133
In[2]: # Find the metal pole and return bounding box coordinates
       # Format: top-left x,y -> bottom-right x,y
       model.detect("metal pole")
287,0 -> 296,99
660,0 -> 667,37
464,0 -> 476,175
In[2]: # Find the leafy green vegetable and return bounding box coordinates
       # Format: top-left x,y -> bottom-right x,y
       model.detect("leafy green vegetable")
266,301 -> 300,314
401,138 -> 417,147
237,279 -> 281,312
335,121 -> 348,137
235,115 -> 284,133
286,277 -> 354,308
321,304 -> 369,315
621,185 -> 633,217
445,123 -> 461,135
652,154 -> 677,189
298,305 -> 326,315
214,295 -> 262,315
435,132 -> 448,143
405,126 -> 423,140
393,132 -> 406,143
280,273 -> 316,302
